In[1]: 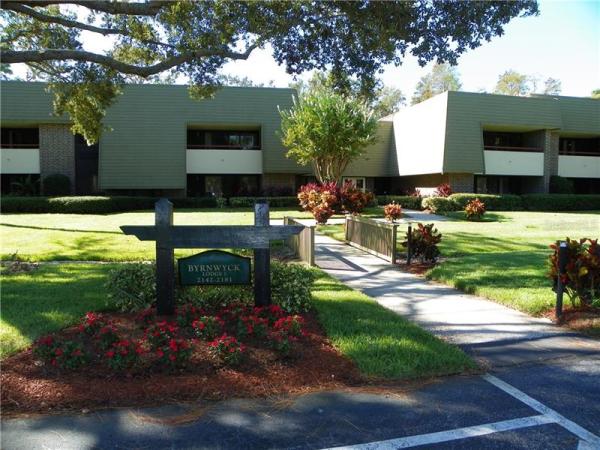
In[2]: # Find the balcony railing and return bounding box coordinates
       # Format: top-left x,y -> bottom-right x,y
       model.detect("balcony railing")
559,150 -> 600,157
483,145 -> 543,153
187,144 -> 260,150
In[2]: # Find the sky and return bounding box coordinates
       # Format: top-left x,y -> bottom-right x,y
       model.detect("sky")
10,0 -> 600,98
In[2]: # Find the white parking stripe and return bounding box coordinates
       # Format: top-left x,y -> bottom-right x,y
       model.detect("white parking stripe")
483,374 -> 600,446
321,415 -> 555,450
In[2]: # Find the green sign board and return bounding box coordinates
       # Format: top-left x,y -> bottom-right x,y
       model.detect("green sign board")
178,250 -> 251,286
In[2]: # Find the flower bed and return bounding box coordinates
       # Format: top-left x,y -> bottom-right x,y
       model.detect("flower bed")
1,304 -> 361,415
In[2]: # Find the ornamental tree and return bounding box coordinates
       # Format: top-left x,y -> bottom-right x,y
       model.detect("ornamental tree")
280,90 -> 378,184
2,0 -> 538,143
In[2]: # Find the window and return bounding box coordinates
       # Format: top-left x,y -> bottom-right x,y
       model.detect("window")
559,137 -> 600,156
1,128 -> 39,148
187,129 -> 260,150
342,177 -> 366,192
482,131 -> 542,152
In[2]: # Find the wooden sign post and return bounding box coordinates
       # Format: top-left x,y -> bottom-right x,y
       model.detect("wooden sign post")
121,199 -> 303,315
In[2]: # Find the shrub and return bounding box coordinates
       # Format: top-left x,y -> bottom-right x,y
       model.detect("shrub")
43,174 -> 71,196
522,195 -> 600,211
464,198 -> 486,221
297,182 -> 373,223
434,183 -> 452,197
175,304 -> 202,327
449,194 -> 523,211
383,202 -> 402,222
105,340 -> 145,371
106,263 -> 156,312
228,196 -> 299,208
154,338 -> 192,368
78,312 -> 104,335
549,176 -> 575,194
403,223 -> 442,263
177,284 -> 253,310
145,321 -> 179,349
549,238 -> 600,308
209,334 -> 245,365
95,324 -> 120,350
376,195 -> 423,210
1,195 -> 217,214
271,262 -> 315,313
34,337 -> 88,369
421,197 -> 457,214
192,316 -> 224,340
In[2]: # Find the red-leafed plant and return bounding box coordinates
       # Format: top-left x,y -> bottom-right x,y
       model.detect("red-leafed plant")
105,339 -> 145,371
549,238 -> 600,308
383,202 -> 402,222
192,315 -> 224,340
297,181 -> 373,224
434,183 -> 453,197
402,223 -> 442,263
464,198 -> 486,221
209,334 -> 245,365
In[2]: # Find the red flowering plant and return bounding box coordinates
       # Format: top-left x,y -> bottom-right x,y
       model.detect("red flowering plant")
340,182 -> 374,215
137,308 -> 156,326
175,304 -> 203,328
208,334 -> 245,365
105,339 -> 145,371
154,338 -> 192,369
78,312 -> 104,336
34,339 -> 88,369
254,304 -> 285,326
95,324 -> 120,350
33,335 -> 58,361
237,314 -> 269,339
549,238 -> 600,308
145,321 -> 179,349
192,315 -> 224,340
464,198 -> 486,221
383,202 -> 402,222
434,183 -> 453,197
268,315 -> 305,356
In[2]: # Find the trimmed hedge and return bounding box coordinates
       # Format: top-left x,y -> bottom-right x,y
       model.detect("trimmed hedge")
376,195 -> 423,210
1,196 -> 217,214
420,193 -> 600,214
449,194 -> 523,211
421,197 -> 457,214
521,194 -> 600,211
228,196 -> 299,208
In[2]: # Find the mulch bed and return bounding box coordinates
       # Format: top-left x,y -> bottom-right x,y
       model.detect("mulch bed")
542,305 -> 600,338
396,261 -> 435,276
1,313 -> 364,417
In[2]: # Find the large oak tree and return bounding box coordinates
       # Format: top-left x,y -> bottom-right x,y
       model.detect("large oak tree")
1,0 -> 538,142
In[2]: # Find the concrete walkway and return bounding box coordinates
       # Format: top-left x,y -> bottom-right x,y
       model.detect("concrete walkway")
315,233 -> 600,368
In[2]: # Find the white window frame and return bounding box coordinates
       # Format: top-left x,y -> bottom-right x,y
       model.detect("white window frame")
342,177 -> 366,192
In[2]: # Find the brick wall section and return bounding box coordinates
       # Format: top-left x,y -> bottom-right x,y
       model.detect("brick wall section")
448,173 -> 474,193
39,124 -> 75,194
543,131 -> 560,193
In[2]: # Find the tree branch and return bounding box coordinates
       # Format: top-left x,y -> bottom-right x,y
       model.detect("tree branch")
2,2 -> 177,48
2,44 -> 258,77
6,1 -> 170,16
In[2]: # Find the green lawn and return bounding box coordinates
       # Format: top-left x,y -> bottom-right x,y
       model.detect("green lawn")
1,263 -> 474,379
320,211 -> 600,316
0,264 -> 117,358
311,270 -> 475,378
0,207 -> 381,262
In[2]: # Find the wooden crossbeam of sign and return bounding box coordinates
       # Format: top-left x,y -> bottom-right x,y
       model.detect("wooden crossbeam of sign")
121,225 -> 303,249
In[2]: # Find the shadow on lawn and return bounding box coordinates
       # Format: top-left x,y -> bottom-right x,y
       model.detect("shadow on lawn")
0,223 -> 122,234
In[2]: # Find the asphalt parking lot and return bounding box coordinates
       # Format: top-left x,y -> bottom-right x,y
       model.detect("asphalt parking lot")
2,353 -> 599,450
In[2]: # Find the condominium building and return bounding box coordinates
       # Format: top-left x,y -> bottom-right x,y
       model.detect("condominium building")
1,81 -> 598,196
